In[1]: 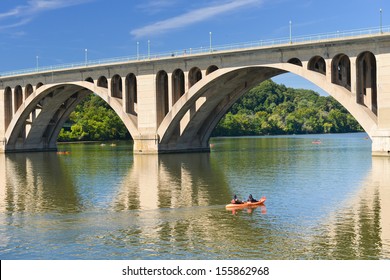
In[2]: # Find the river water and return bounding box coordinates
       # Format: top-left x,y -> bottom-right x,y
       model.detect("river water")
0,133 -> 389,260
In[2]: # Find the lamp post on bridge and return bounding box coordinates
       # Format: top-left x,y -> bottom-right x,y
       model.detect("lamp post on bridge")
380,8 -> 383,34
209,31 -> 212,53
137,41 -> 139,60
289,20 -> 292,44
85,49 -> 88,66
148,40 -> 150,59
36,56 -> 39,72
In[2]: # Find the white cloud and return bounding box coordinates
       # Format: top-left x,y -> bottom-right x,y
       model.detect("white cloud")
0,0 -> 93,30
138,0 -> 178,14
130,0 -> 264,38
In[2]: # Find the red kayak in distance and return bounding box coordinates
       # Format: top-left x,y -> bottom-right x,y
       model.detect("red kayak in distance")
225,196 -> 266,209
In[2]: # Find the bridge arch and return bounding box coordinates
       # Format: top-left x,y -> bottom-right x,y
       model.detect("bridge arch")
25,84 -> 33,99
125,73 -> 137,115
356,51 -> 377,115
14,86 -> 23,113
288,58 -> 303,67
111,74 -> 123,98
332,53 -> 351,90
308,56 -> 326,75
4,87 -> 13,130
85,77 -> 94,83
172,68 -> 185,105
157,63 -> 378,152
206,65 -> 219,75
156,70 -> 169,127
4,81 -> 139,152
97,76 -> 108,88
189,67 -> 202,88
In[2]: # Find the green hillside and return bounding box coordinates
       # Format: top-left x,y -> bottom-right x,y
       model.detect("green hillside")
213,80 -> 362,136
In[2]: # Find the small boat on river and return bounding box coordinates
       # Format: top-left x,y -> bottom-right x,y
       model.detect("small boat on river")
225,196 -> 266,209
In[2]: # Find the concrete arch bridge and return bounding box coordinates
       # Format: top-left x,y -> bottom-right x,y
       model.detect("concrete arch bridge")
1,33 -> 390,156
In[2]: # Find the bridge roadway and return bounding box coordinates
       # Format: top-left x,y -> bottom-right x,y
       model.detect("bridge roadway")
1,33 -> 390,156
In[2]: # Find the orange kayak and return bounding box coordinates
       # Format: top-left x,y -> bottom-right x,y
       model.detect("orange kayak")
225,196 -> 266,209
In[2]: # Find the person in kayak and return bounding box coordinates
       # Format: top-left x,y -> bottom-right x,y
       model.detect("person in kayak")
247,194 -> 258,203
231,194 -> 244,204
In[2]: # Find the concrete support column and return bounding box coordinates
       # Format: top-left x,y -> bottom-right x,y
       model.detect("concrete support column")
377,53 -> 390,129
121,77 -> 127,112
107,78 -> 112,97
350,56 -> 357,95
325,58 -> 332,83
133,135 -> 159,154
184,70 -> 190,92
372,132 -> 390,156
167,73 -> 173,109
0,89 -> 5,152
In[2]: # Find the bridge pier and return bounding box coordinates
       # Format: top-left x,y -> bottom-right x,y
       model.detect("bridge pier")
372,133 -> 390,157
133,135 -> 210,154
133,135 -> 159,154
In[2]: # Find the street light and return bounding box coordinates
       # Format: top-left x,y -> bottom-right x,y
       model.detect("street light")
85,49 -> 88,66
209,31 -> 212,52
36,56 -> 39,72
380,8 -> 383,34
137,41 -> 139,60
148,40 -> 150,59
289,20 -> 292,44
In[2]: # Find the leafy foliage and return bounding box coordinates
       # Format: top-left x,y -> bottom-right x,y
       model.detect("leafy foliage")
58,94 -> 130,142
213,80 -> 362,136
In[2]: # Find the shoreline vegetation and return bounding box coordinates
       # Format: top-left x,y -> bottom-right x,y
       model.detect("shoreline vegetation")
58,80 -> 362,142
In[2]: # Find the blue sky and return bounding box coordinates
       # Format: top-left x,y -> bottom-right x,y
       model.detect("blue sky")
0,0 -> 388,94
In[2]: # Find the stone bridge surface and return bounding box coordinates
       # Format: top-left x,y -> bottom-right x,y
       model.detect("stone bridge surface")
1,33 -> 390,156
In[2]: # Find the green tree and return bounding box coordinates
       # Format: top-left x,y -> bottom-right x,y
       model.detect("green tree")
213,79 -> 363,137
58,94 -> 130,142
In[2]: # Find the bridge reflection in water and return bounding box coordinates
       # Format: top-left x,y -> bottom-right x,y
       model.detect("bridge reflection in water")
0,142 -> 389,259
113,153 -> 231,211
310,157 -> 390,259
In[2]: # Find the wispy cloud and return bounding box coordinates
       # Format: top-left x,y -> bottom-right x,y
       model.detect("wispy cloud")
137,0 -> 179,14
0,0 -> 93,31
130,0 -> 264,39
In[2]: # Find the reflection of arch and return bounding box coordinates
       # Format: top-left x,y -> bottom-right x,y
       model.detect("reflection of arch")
25,84 -> 33,99
308,56 -> 326,75
156,70 -> 169,127
125,73 -> 137,115
189,67 -> 202,88
357,51 -> 377,115
4,87 -> 13,130
4,153 -> 81,213
288,58 -> 303,67
332,54 -> 351,90
206,65 -> 219,75
172,69 -> 185,105
111,74 -> 123,98
97,76 -> 108,88
14,86 -> 23,113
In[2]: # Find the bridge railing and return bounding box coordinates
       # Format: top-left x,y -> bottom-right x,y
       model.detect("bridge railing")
1,25 -> 389,78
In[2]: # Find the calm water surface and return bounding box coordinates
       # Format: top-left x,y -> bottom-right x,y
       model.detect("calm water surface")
0,133 -> 389,259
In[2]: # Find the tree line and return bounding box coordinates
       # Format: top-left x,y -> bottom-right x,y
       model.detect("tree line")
213,80 -> 362,136
58,79 -> 362,142
58,94 -> 130,141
